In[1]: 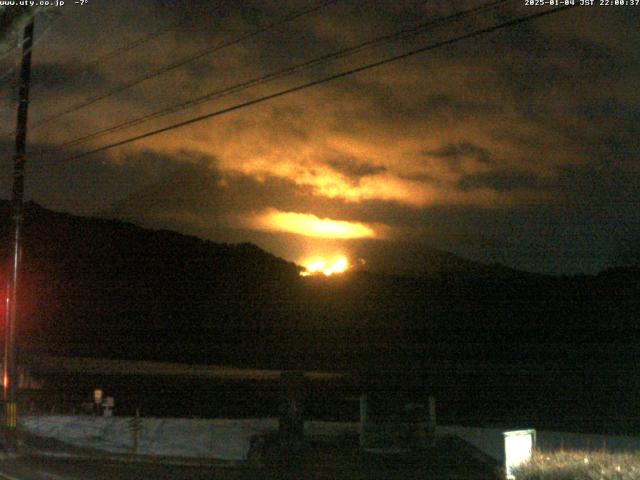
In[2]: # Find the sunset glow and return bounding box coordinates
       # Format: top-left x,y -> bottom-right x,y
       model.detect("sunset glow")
300,256 -> 349,276
255,210 -> 376,239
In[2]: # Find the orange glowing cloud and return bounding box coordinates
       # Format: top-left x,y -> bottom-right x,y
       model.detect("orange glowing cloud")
252,210 -> 376,239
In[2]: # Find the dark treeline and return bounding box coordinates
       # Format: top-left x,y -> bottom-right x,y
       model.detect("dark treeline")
1,201 -> 639,433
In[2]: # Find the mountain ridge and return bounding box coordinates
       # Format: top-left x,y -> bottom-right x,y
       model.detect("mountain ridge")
0,200 -> 638,432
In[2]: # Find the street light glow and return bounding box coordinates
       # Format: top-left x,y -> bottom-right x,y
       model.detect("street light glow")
300,256 -> 349,276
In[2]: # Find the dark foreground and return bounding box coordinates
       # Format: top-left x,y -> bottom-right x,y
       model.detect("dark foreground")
0,456 -> 501,480
0,433 -> 503,480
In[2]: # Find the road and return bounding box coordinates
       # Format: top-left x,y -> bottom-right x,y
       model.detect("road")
0,454 -> 502,480
0,456 -> 239,480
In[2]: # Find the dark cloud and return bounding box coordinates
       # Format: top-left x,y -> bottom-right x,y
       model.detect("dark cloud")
330,76 -> 498,129
575,99 -> 640,123
29,61 -> 109,92
0,2 -> 636,275
106,155 -> 312,221
105,153 -> 384,224
422,142 -> 492,170
0,140 -> 188,215
0,6 -> 31,42
612,233 -> 640,268
325,157 -> 386,179
155,0 -> 233,25
457,171 -> 540,192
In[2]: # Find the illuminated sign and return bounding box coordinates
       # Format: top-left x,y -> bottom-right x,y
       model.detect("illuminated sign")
504,429 -> 536,479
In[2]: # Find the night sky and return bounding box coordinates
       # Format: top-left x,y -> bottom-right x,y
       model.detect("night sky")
0,0 -> 638,275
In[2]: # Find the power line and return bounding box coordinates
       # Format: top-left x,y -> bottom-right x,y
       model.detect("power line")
26,0 -> 339,132
37,1 -> 229,90
53,4 -> 575,165
48,0 -> 515,152
0,40 -> 21,64
0,9 -> 64,117
2,6 -> 177,133
78,16 -> 192,72
1,3 -> 225,99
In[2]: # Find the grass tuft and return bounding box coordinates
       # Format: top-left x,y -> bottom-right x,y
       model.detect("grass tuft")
513,450 -> 640,480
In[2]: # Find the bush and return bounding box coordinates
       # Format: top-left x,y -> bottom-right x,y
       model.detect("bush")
513,450 -> 640,480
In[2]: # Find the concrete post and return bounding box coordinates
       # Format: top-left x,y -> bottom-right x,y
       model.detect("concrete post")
279,371 -> 305,447
359,394 -> 368,447
428,396 -> 436,429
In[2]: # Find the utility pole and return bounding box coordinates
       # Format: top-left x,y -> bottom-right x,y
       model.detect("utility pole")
4,15 -> 35,445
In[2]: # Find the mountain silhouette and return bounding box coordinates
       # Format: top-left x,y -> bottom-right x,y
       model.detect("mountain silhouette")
1,201 -> 638,432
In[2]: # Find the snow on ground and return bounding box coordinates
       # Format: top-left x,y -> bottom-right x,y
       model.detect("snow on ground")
21,415 -> 640,462
20,416 -> 362,461
21,415 -> 279,460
